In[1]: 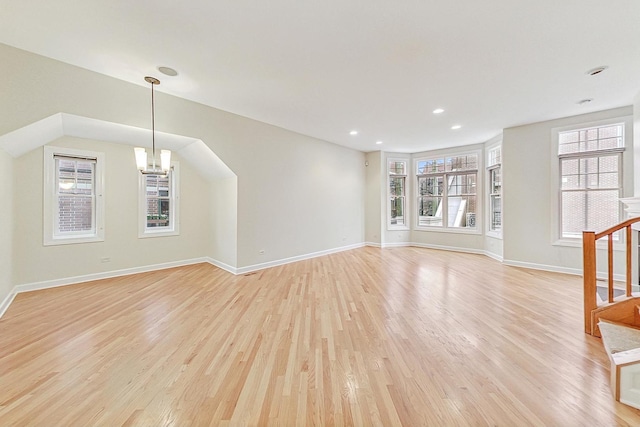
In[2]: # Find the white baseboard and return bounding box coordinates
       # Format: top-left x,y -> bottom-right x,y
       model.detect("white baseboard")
381,242 -> 412,248
378,240 -> 503,262
0,257 -> 210,319
0,244 -> 369,319
503,258 -> 625,282
408,241 -> 485,255
0,287 -> 18,319
205,258 -> 238,275
0,242 -> 616,320
503,259 -> 583,276
13,257 -> 210,295
235,243 -> 365,275
484,250 -> 504,263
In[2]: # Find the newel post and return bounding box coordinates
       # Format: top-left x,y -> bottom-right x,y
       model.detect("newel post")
583,231 -> 597,334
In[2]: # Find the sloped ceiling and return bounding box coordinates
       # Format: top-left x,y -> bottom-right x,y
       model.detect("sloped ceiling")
0,113 -> 235,181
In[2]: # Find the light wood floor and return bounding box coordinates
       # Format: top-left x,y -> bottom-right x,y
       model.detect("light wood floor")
1,247 -> 640,426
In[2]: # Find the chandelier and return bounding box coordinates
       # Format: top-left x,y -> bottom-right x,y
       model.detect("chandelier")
134,76 -> 171,175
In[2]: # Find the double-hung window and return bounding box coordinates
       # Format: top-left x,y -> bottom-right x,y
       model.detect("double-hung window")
139,163 -> 179,237
487,146 -> 502,236
558,122 -> 624,240
44,146 -> 105,245
416,154 -> 478,230
388,160 -> 407,228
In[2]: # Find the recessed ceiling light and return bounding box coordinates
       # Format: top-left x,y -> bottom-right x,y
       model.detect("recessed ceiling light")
157,66 -> 178,77
433,108 -> 444,114
578,98 -> 593,105
376,141 -> 383,145
586,66 -> 608,76
350,130 -> 358,136
451,125 -> 462,130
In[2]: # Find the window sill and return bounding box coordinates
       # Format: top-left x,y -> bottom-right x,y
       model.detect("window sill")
387,225 -> 410,231
44,235 -> 104,246
414,226 -> 481,235
139,229 -> 179,239
486,231 -> 503,240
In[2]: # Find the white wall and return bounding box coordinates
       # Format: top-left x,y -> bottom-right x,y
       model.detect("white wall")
0,149 -> 13,308
365,151 -> 382,245
503,106 -> 634,273
0,43 -> 365,277
12,137 -> 212,285
210,177 -> 238,268
233,128 -> 365,267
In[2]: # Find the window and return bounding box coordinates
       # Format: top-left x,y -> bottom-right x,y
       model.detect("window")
139,163 -> 179,237
416,154 -> 478,230
388,160 -> 407,228
558,122 -> 624,240
43,146 -> 105,245
487,146 -> 502,236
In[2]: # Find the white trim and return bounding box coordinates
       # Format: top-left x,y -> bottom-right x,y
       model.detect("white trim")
387,157 -> 409,230
0,257 -> 214,319
414,149 -> 483,233
138,162 -> 180,238
0,112 -> 235,181
0,244 -> 369,319
484,250 -> 504,263
235,243 -> 366,275
0,287 -> 18,319
409,241 -> 485,255
502,258 -> 625,282
43,146 -> 105,246
504,259 -> 582,276
550,115 -> 633,245
1,243 -> 616,320
486,231 -> 503,240
381,242 -> 413,248
12,257 -> 210,295
413,226 -> 482,235
485,141 -> 503,239
205,257 -> 238,275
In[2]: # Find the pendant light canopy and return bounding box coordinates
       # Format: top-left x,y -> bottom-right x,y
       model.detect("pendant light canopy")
135,76 -> 171,175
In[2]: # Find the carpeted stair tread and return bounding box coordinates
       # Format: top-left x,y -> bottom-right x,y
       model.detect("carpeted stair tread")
599,319 -> 640,354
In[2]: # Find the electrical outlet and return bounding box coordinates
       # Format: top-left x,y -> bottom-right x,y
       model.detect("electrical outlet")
100,257 -> 110,263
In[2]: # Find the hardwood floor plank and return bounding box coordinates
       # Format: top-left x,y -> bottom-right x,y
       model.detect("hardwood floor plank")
1,247 -> 640,425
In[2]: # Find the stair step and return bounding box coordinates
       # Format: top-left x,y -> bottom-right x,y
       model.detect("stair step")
599,319 -> 640,354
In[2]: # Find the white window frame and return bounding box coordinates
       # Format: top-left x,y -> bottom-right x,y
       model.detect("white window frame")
414,149 -> 482,234
551,116 -> 632,248
387,158 -> 409,230
138,162 -> 180,238
486,143 -> 502,239
43,146 -> 105,246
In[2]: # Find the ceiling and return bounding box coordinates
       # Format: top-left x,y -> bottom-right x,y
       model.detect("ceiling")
1,0 -> 640,153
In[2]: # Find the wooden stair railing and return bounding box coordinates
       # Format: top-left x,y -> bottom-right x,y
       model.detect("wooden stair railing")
583,217 -> 640,334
